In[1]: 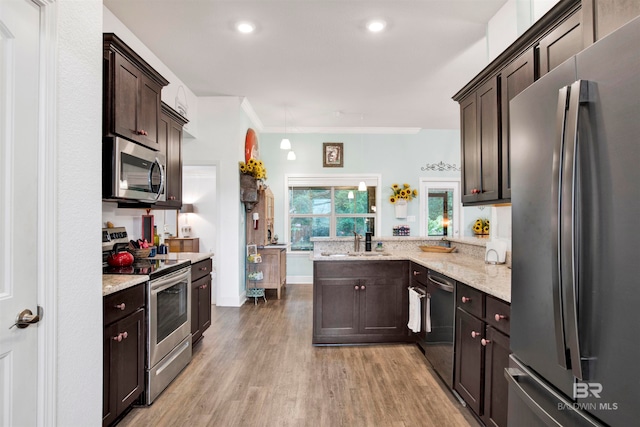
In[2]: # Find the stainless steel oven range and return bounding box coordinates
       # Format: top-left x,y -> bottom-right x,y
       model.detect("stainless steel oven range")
103,227 -> 192,405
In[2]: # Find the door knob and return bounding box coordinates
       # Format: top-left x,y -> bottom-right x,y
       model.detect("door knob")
9,307 -> 43,329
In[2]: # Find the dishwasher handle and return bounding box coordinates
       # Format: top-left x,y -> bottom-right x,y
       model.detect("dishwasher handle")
427,273 -> 454,293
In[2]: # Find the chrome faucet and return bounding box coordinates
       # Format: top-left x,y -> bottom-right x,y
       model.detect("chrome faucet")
353,231 -> 362,252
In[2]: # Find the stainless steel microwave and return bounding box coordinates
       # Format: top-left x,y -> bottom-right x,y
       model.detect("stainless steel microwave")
103,137 -> 166,203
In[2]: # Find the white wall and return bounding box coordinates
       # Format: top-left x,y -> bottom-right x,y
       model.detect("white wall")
55,0 -> 103,424
182,97 -> 256,306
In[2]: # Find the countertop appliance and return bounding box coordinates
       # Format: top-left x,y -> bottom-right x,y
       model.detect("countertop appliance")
103,227 -> 192,405
508,16 -> 639,426
103,136 -> 166,203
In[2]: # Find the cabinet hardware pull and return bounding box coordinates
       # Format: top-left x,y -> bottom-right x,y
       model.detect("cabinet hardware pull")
494,314 -> 507,321
199,267 -> 207,271
112,333 -> 123,342
413,270 -> 421,276
481,338 -> 491,346
361,285 -> 365,290
122,331 -> 128,340
471,331 -> 480,339
461,296 -> 471,303
115,303 -> 126,310
354,285 -> 359,290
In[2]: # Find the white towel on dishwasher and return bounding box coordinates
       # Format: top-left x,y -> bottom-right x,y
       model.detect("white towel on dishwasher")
408,288 -> 421,333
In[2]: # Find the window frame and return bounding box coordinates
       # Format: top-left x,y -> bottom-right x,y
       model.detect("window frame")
418,178 -> 461,238
284,174 -> 382,251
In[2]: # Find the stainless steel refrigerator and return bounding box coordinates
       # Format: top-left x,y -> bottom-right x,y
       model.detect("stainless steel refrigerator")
508,16 -> 640,427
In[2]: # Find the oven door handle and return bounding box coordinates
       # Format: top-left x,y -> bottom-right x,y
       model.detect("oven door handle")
427,274 -> 454,293
151,268 -> 190,293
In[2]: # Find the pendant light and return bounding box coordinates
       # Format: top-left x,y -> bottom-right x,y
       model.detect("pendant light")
357,114 -> 366,191
280,106 -> 292,150
287,150 -> 296,160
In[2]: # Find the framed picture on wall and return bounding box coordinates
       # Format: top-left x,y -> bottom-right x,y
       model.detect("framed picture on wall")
323,142 -> 343,167
246,244 -> 257,257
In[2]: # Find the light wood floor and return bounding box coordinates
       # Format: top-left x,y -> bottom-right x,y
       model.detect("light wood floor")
119,284 -> 478,427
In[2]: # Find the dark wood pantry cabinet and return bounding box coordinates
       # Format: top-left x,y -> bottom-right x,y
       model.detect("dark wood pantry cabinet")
313,260 -> 409,345
103,33 -> 169,151
454,282 -> 511,427
103,284 -> 146,427
191,257 -> 212,347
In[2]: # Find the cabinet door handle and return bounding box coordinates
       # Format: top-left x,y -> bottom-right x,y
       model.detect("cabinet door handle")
413,270 -> 421,276
471,331 -> 480,339
481,338 -> 491,346
494,314 -> 507,322
461,296 -> 471,303
360,285 -> 365,290
122,331 -> 128,340
115,303 -> 126,311
354,285 -> 359,290
199,267 -> 208,271
112,333 -> 123,342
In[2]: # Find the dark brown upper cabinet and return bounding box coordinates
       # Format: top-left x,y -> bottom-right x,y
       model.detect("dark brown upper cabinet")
460,76 -> 500,205
103,33 -> 169,151
500,48 -> 535,199
154,103 -> 188,209
538,9 -> 584,77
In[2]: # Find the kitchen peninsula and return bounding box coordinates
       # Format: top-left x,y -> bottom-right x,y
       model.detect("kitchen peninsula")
312,237 -> 511,426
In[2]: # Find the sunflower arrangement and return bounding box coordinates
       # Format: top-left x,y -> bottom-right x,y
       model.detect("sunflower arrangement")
389,183 -> 418,204
239,158 -> 267,180
473,218 -> 490,235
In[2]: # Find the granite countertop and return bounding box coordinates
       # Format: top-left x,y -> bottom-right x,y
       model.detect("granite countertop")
102,274 -> 148,296
312,251 -> 511,302
102,252 -> 213,296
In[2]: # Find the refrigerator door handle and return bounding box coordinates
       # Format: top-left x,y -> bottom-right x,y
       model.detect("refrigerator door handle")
551,85 -> 570,369
562,80 -> 593,380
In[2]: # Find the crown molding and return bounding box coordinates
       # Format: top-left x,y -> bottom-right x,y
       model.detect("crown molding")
261,126 -> 421,135
240,98 -> 264,132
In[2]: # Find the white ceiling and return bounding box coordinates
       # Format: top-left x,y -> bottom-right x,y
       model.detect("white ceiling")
103,0 -> 507,131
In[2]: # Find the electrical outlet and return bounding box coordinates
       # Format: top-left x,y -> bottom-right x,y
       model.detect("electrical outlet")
407,215 -> 416,222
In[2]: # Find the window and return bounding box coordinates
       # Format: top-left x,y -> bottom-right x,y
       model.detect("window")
286,175 -> 381,251
419,179 -> 460,238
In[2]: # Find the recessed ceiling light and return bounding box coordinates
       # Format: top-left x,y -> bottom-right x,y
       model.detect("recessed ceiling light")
236,21 -> 255,34
366,20 -> 386,33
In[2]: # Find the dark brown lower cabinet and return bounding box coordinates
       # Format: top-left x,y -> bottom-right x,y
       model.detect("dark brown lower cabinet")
313,260 -> 409,345
482,326 -> 510,427
454,286 -> 511,427
454,307 -> 485,415
191,258 -> 212,346
103,284 -> 145,427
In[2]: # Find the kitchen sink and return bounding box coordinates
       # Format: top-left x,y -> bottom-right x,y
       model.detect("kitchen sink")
349,252 -> 392,256
320,252 -> 392,257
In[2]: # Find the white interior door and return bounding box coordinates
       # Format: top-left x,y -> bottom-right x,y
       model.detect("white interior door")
0,1 -> 44,425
